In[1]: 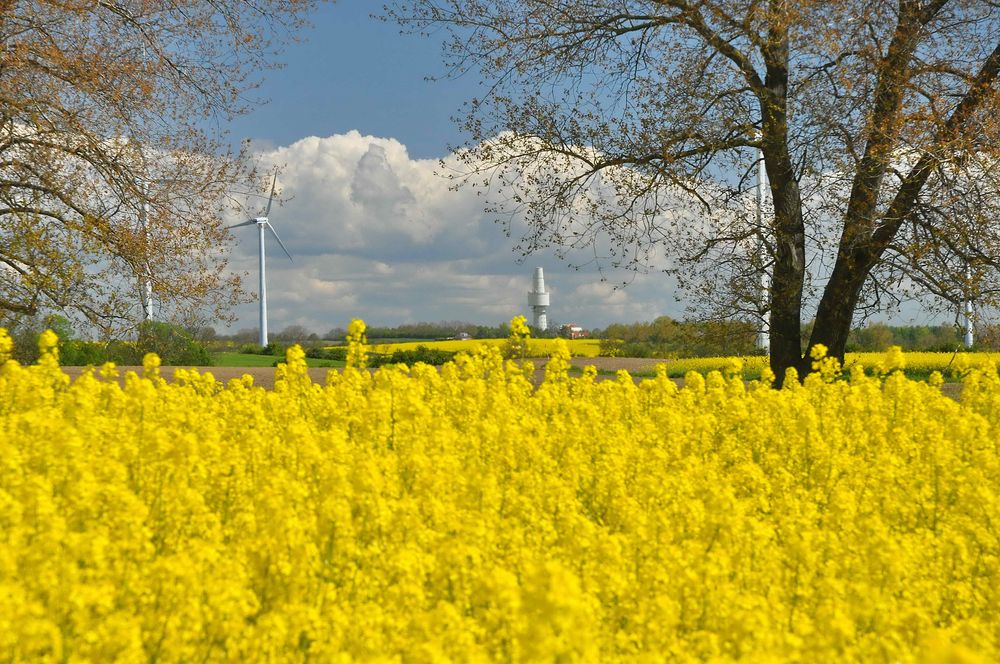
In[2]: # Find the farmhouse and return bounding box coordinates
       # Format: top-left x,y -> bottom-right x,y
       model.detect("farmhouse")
560,323 -> 589,339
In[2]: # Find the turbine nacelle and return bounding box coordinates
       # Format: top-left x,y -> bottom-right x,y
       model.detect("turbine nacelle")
227,175 -> 293,262
227,172 -> 292,346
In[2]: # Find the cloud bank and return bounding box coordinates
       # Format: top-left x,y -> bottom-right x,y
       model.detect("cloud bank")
223,131 -> 683,334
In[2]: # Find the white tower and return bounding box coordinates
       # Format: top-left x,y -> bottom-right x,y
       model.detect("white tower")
528,267 -> 550,331
756,145 -> 770,354
964,263 -> 974,348
138,188 -> 154,321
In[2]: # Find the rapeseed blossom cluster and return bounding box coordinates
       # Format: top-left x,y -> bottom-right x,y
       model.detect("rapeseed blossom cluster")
1,326 -> 999,662
503,315 -> 532,360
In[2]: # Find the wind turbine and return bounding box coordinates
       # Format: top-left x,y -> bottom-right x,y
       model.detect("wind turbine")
137,175 -> 155,322
755,141 -> 771,354
228,173 -> 292,347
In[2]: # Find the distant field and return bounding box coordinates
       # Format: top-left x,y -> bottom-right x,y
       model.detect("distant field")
212,346 -> 996,380
212,352 -> 344,368
642,350 -> 1000,380
367,338 -> 602,357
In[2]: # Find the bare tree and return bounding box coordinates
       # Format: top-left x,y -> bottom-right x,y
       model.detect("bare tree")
387,0 -> 1000,381
274,324 -> 313,342
0,1 -> 328,337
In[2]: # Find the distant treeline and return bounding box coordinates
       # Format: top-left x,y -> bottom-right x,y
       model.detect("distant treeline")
601,317 -> 999,357
599,318 -> 760,358
3,312 -> 995,365
842,322 -> 995,352
328,321 -> 516,341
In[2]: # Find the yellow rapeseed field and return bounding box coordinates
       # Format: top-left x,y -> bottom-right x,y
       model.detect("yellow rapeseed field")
661,351 -> 999,379
368,337 -> 602,357
2,322 -> 999,662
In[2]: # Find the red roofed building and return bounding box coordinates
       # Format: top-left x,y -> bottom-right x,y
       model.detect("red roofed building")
560,324 -> 589,339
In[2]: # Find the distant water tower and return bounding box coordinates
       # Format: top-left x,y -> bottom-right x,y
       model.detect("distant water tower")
528,267 -> 550,331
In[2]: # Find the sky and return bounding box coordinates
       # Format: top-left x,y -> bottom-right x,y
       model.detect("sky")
216,1 -> 951,337
218,0 -> 685,335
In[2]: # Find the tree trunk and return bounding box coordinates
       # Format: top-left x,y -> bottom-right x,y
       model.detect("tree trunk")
767,175 -> 808,385
760,4 -> 807,386
809,251 -> 873,362
807,39 -> 1000,367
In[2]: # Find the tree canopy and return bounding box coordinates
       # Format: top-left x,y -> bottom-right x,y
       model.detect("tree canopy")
388,0 -> 1000,380
0,1 -> 325,335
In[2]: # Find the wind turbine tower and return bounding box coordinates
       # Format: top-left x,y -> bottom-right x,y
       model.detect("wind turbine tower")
138,185 -> 154,321
756,144 -> 771,354
228,173 -> 293,347
528,267 -> 550,331
964,263 -> 974,348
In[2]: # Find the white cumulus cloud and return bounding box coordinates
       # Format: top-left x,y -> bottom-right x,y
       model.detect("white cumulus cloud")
223,131 -> 684,334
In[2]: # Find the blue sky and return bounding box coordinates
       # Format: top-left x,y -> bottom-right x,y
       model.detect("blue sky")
217,1 -> 945,336
227,1 -> 475,159
219,0 -> 685,335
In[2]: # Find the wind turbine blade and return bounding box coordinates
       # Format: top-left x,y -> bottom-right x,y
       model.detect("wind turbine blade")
264,173 -> 277,218
227,219 -> 256,229
266,222 -> 293,261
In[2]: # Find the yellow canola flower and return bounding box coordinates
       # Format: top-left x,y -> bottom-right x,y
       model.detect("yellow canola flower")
37,329 -> 58,357
509,314 -> 530,338
0,328 -> 12,361
0,326 -> 999,662
346,318 -> 368,369
142,352 -> 161,377
504,314 -> 532,360
879,344 -> 908,374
